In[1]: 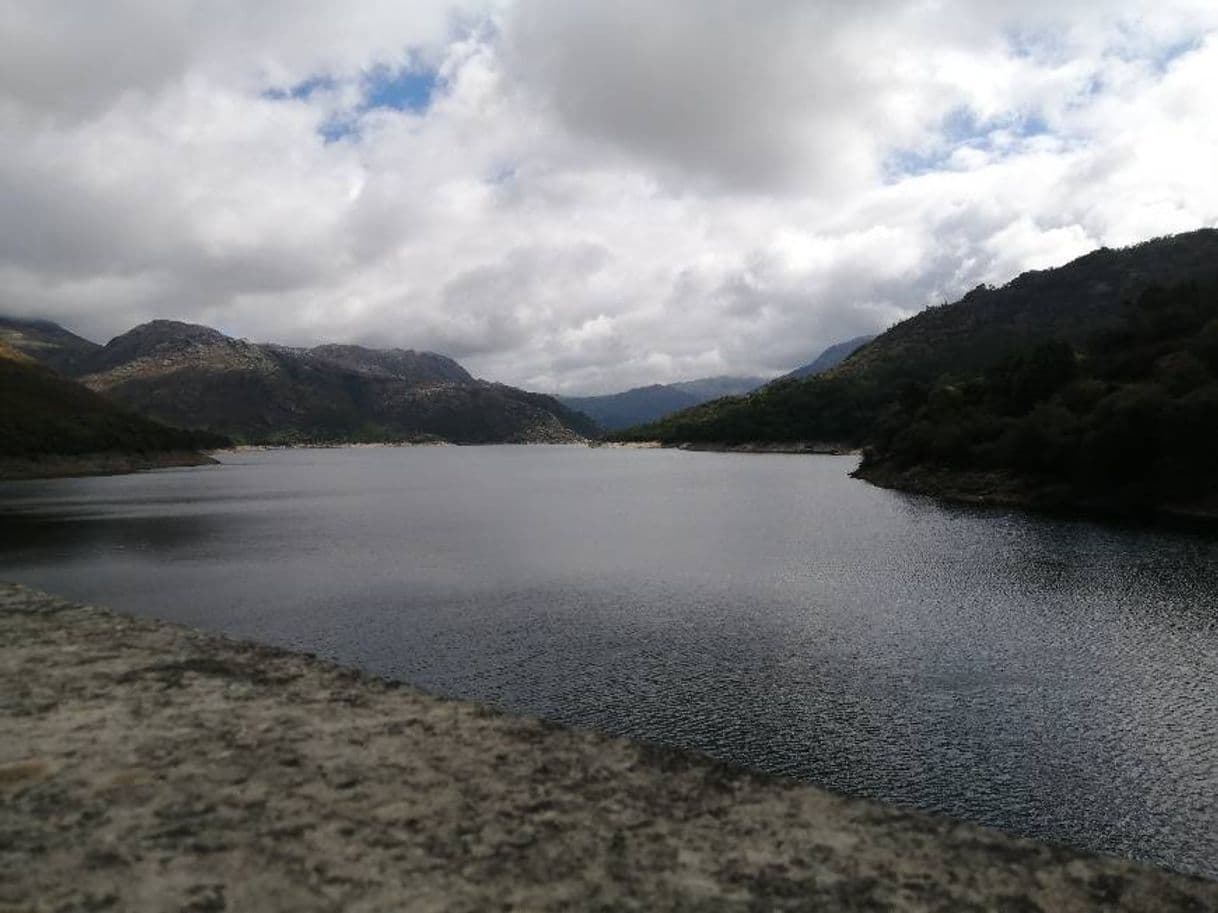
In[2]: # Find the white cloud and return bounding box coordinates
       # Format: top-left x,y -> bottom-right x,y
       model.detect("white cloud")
0,0 -> 1216,393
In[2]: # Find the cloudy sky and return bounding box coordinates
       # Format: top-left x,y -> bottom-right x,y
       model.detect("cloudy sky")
2,1 -> 1217,393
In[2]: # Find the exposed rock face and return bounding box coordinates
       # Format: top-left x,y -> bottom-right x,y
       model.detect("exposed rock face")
75,320 -> 598,444
3,582 -> 1216,912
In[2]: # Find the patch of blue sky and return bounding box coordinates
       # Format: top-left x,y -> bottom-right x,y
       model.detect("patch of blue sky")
318,117 -> 357,143
262,74 -> 336,102
362,66 -> 438,113
265,61 -> 441,144
884,106 -> 1051,182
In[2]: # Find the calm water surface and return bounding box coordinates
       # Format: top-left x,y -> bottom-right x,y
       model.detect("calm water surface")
2,446 -> 1216,876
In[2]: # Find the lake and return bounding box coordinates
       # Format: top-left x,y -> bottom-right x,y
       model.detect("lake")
2,445 -> 1216,877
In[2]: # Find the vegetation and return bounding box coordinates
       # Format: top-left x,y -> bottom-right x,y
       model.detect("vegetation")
613,230 -> 1218,448
612,230 -> 1218,517
862,280 -> 1218,510
0,354 -> 229,459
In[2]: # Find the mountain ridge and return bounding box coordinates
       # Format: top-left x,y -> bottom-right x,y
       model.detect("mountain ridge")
5,318 -> 600,445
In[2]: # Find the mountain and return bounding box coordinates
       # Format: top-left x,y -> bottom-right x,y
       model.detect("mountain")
74,320 -> 597,445
781,335 -> 875,381
612,229 -> 1218,449
559,375 -> 765,431
0,342 -> 228,479
0,316 -> 101,375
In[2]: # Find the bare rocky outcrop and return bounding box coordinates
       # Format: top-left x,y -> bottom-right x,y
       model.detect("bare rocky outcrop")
2,582 -> 1216,912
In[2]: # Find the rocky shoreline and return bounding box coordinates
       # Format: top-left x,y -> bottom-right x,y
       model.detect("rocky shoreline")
3,583 -> 1217,911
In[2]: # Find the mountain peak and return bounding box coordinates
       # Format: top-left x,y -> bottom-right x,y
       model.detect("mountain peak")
115,320 -> 232,346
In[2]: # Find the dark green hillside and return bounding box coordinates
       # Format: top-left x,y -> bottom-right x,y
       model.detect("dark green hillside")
0,349 -> 229,461
613,230 -> 1218,447
858,279 -> 1218,514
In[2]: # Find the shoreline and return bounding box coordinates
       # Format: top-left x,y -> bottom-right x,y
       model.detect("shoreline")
853,463 -> 1218,535
0,449 -> 218,482
676,440 -> 859,455
600,440 -> 860,455
3,581 -> 1216,911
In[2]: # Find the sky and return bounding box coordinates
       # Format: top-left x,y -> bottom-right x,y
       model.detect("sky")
1,2 -> 1217,394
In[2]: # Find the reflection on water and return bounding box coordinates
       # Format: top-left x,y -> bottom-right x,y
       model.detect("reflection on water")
2,446 -> 1216,876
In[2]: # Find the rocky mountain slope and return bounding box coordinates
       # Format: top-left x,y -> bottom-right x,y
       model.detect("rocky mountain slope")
70,320 -> 597,445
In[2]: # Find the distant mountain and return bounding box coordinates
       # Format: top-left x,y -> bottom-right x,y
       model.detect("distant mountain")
667,376 -> 768,399
612,229 -> 1218,457
781,335 -> 875,381
559,375 -> 765,431
72,320 -> 597,445
0,316 -> 101,375
0,342 -> 227,478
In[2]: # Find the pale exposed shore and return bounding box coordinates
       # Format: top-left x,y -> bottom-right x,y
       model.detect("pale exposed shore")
2,582 -> 1216,912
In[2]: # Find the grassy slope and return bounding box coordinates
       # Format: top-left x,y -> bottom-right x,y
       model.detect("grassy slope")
0,350 -> 229,461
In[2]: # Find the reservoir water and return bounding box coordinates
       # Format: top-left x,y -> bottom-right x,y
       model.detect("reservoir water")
2,445 -> 1216,877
